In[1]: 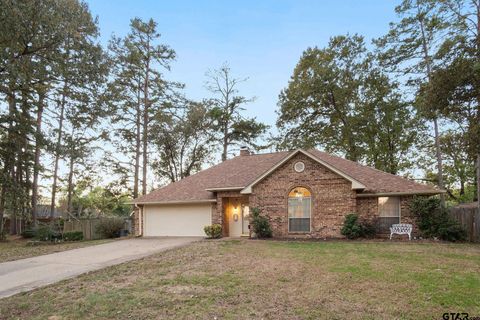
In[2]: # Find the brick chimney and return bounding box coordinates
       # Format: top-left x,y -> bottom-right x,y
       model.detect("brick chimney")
239,146 -> 250,156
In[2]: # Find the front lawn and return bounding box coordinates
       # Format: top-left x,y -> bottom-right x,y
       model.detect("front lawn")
0,240 -> 479,319
0,237 -> 114,263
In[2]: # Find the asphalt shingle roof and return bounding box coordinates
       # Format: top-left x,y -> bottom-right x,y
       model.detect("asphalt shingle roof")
133,149 -> 441,203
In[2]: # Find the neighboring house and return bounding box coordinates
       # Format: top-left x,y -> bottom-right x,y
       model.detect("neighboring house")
35,205 -> 63,221
132,148 -> 443,238
3,205 -> 63,234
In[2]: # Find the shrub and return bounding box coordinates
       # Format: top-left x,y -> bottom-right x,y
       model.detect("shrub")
63,231 -> 84,241
409,196 -> 466,241
36,224 -> 62,241
361,221 -> 376,238
21,228 -> 37,239
22,223 -> 65,241
95,218 -> 125,238
204,224 -> 222,239
251,207 -> 272,238
341,213 -> 375,239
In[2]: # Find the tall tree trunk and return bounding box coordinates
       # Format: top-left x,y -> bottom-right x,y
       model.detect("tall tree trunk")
31,91 -> 45,227
10,167 -> 18,235
17,90 -> 30,234
50,83 -> 67,218
433,117 -> 445,204
0,91 -> 16,236
418,11 -> 445,205
66,128 -> 76,217
222,123 -> 228,162
221,85 -> 231,162
142,43 -> 150,196
476,0 -> 480,212
66,152 -> 75,216
476,154 -> 480,204
134,86 -> 141,199
0,186 -> 6,237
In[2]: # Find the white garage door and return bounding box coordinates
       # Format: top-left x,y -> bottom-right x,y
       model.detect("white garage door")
144,203 -> 213,236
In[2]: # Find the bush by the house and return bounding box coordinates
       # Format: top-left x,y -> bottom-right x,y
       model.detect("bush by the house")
204,224 -> 222,239
409,196 -> 466,242
251,207 -> 272,238
63,231 -> 84,241
95,217 -> 125,238
341,213 -> 375,239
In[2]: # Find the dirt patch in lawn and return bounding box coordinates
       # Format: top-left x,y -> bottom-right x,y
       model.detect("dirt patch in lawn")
0,239 -> 479,320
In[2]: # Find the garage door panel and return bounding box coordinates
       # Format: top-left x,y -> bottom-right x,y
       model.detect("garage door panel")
144,204 -> 212,236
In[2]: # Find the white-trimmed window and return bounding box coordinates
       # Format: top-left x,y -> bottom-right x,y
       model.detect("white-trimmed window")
378,197 -> 400,231
288,187 -> 311,232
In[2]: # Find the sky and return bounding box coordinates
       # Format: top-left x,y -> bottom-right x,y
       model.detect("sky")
85,0 -> 399,131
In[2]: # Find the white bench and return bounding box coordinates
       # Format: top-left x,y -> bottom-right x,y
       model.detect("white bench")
389,224 -> 412,240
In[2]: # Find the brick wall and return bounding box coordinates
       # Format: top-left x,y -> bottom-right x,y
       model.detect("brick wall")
357,196 -> 419,236
399,196 -> 418,235
249,153 -> 356,238
356,197 -> 378,222
133,206 -> 142,236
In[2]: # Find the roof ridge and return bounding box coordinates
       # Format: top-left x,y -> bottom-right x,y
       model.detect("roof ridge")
243,150 -> 291,156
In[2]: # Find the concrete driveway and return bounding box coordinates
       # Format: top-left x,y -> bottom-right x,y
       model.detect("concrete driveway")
0,237 -> 200,299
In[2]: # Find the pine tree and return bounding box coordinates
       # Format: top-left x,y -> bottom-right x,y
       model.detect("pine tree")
108,18 -> 178,196
375,0 -> 450,203
418,0 -> 480,208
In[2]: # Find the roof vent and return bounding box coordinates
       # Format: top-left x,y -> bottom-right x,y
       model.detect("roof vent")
294,161 -> 305,172
240,146 -> 250,156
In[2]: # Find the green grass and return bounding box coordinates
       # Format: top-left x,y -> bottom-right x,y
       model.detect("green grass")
0,240 -> 479,319
0,238 -> 114,263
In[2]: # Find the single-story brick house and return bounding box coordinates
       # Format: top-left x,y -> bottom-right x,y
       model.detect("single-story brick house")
132,148 -> 443,238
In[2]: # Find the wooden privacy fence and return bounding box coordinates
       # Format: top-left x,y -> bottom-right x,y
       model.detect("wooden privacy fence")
64,218 -> 131,240
448,205 -> 480,242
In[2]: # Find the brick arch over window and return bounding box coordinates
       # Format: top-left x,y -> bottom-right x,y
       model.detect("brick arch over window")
288,186 -> 311,233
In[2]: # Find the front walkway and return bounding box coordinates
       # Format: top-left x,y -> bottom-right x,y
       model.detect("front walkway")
0,237 -> 200,298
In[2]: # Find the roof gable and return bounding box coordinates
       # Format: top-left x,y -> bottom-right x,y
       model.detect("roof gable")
240,149 -> 366,194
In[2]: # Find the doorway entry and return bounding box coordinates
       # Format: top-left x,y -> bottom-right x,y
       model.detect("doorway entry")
223,197 -> 250,237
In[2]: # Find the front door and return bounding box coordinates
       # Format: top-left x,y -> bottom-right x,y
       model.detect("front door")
227,198 -> 249,237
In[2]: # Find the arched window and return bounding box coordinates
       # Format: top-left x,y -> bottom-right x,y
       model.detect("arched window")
288,187 -> 311,232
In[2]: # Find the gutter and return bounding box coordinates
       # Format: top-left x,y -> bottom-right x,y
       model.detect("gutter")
356,190 -> 446,198
130,199 -> 217,205
205,187 -> 244,192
